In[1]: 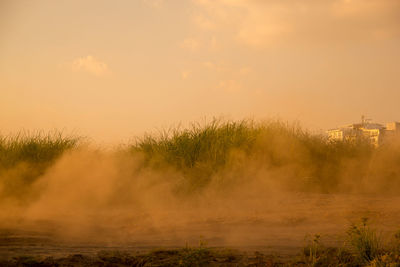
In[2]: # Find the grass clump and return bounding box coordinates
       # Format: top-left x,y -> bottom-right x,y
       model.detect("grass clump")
301,234 -> 354,266
131,118 -> 376,193
0,131 -> 79,202
300,218 -> 400,266
0,131 -> 79,169
133,119 -> 260,169
131,119 -> 265,190
1,118 -> 397,197
347,218 -> 381,264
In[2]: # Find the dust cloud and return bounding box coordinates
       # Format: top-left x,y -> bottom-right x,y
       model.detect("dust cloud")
1,138 -> 400,257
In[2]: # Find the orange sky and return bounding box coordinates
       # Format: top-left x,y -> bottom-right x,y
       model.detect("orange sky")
1,0 -> 400,142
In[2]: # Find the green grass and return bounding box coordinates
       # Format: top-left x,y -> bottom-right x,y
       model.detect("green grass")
132,119 -> 260,168
131,119 -> 265,190
1,119 -> 399,199
0,131 -> 79,202
347,218 -> 381,264
131,119 -> 376,193
0,131 -> 79,169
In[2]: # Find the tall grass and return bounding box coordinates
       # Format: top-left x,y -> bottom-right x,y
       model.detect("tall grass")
0,131 -> 79,202
0,131 -> 79,169
133,119 -> 260,169
131,119 -> 376,192
1,119 -> 399,199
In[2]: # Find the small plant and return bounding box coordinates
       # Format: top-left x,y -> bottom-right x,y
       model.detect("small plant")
309,234 -> 321,265
303,234 -> 323,266
393,230 -> 400,252
347,217 -> 381,264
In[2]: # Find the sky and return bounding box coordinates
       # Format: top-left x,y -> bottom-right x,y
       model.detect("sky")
1,0 -> 400,142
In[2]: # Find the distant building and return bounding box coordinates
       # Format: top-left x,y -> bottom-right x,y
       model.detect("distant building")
327,117 -> 400,147
386,122 -> 400,132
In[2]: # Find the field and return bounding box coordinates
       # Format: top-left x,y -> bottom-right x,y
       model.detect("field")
1,119 -> 400,266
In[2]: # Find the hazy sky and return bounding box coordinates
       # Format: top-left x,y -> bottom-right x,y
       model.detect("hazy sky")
1,0 -> 400,142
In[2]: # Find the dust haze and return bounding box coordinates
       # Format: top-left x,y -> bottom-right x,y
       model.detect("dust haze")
2,1 -> 400,264
1,134 -> 400,256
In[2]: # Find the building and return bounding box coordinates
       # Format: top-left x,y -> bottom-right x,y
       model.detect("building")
327,117 -> 399,147
384,122 -> 400,141
386,122 -> 400,132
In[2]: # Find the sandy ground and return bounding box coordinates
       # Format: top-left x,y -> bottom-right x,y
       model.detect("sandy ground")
1,193 -> 400,260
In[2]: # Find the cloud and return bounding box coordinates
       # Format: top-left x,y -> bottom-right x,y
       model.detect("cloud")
180,38 -> 201,51
193,0 -> 400,47
71,55 -> 109,76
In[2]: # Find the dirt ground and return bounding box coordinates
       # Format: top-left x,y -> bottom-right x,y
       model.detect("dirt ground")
1,193 -> 400,263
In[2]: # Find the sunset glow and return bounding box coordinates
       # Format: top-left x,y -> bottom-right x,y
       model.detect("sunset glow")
1,0 -> 399,142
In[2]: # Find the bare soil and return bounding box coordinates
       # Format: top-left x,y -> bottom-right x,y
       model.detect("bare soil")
1,193 -> 399,265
